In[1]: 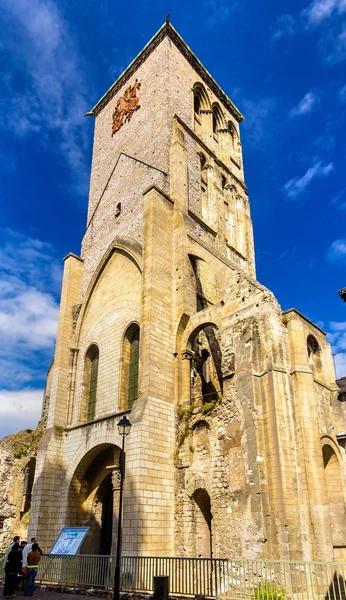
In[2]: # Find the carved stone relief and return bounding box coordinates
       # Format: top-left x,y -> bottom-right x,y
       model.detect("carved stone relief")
72,304 -> 82,332
112,80 -> 141,135
111,468 -> 121,491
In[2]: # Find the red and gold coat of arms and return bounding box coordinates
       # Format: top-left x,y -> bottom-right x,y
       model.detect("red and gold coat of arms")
112,79 -> 141,136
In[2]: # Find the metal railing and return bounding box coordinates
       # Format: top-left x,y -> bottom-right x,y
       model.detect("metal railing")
32,554 -> 346,599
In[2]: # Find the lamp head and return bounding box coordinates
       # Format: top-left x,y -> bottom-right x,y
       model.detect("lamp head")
117,415 -> 132,437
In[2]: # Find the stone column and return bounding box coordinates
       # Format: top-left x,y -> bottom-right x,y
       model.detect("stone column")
123,185 -> 175,557
181,350 -> 193,407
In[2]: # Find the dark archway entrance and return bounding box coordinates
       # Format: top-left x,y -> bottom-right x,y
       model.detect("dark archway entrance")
193,488 -> 213,558
98,473 -> 113,555
67,444 -> 121,554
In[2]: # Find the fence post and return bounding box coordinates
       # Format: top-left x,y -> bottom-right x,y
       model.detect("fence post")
153,576 -> 169,600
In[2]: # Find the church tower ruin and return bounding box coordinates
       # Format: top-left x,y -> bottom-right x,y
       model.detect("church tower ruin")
29,21 -> 346,562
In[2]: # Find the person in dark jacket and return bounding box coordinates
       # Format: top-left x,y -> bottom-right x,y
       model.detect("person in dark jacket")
3,543 -> 22,598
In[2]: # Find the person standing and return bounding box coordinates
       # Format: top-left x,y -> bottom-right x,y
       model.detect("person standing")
18,543 -> 27,591
24,544 -> 41,597
22,538 -> 42,569
3,543 -> 22,598
2,538 -> 20,572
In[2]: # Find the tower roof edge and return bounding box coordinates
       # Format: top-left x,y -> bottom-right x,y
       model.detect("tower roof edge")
88,21 -> 244,122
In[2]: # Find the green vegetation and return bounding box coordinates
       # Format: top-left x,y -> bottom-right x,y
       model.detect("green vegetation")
14,446 -> 29,458
201,396 -> 221,414
12,428 -> 44,459
176,397 -> 221,448
252,583 -> 286,600
177,424 -> 189,447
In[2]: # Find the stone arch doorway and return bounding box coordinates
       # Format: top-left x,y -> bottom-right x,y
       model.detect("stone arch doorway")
193,488 -> 213,558
67,444 -> 121,554
322,443 -> 346,552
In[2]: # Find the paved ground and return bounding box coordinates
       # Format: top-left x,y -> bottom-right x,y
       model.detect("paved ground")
1,589 -> 109,600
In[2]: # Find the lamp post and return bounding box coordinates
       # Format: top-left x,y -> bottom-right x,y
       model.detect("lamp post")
113,415 -> 132,600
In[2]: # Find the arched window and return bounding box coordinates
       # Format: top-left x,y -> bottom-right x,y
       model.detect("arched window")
323,444 -> 346,547
307,334 -> 322,374
128,327 -> 140,408
85,345 -> 99,422
199,153 -> 209,221
228,122 -> 236,154
212,103 -> 224,141
121,324 -> 140,410
191,325 -> 222,404
194,93 -> 201,116
228,121 -> 242,168
193,83 -> 210,134
212,111 -> 217,134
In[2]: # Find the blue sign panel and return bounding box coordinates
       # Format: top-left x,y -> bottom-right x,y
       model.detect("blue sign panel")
50,527 -> 89,555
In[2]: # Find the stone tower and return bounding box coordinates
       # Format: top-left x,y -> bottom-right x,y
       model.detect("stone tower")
29,21 -> 346,562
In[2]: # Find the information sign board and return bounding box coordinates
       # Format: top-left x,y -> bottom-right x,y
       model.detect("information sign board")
50,527 -> 89,555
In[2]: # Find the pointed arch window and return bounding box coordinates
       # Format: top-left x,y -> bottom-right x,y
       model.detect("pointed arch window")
85,345 -> 99,422
194,93 -> 201,116
199,153 -> 209,222
212,103 -> 224,142
193,83 -> 210,135
121,324 -> 140,410
128,327 -> 140,408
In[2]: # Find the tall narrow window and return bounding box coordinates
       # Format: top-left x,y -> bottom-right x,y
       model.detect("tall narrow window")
199,153 -> 209,222
128,327 -> 140,408
194,93 -> 201,116
85,345 -> 99,422
121,324 -> 140,410
212,103 -> 223,142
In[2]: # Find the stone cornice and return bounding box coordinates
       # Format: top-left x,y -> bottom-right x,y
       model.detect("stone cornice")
87,22 -> 243,122
282,308 -> 326,336
64,409 -> 131,432
63,252 -> 83,263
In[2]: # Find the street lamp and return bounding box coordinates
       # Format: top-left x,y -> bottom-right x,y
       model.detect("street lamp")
113,415 -> 132,600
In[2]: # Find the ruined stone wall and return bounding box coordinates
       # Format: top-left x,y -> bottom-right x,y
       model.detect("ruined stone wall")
0,428 -> 44,551
174,265 -> 346,562
0,369 -> 51,551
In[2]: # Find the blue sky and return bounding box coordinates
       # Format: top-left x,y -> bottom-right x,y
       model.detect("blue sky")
0,0 -> 346,438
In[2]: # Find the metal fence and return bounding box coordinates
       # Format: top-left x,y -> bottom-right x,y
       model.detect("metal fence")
33,554 -> 346,599
1,552 -> 346,598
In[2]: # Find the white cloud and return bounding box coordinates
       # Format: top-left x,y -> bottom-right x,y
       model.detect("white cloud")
271,14 -> 297,41
0,0 -> 92,194
325,238 -> 346,263
339,83 -> 346,101
334,352 -> 346,378
330,188 -> 346,209
204,0 -> 239,26
326,321 -> 346,378
319,22 -> 346,64
289,91 -> 320,118
272,1 -> 346,66
302,0 -> 346,27
0,228 -> 61,399
0,389 -> 44,439
241,97 -> 277,147
282,158 -> 334,200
